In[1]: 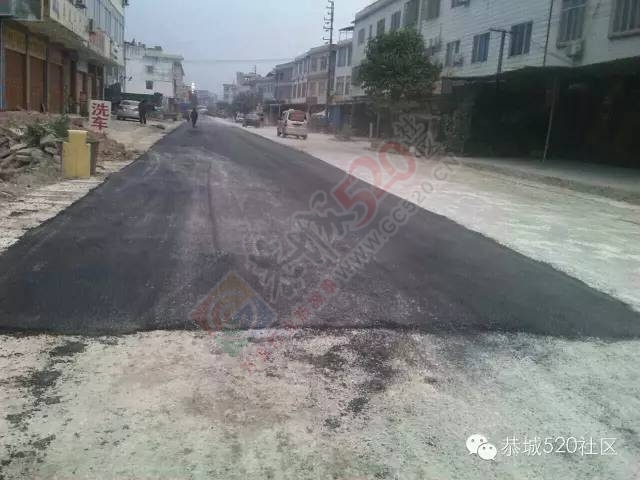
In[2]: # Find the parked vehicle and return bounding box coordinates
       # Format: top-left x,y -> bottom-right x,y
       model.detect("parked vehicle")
235,113 -> 245,123
116,100 -> 140,121
277,109 -> 308,139
243,113 -> 261,128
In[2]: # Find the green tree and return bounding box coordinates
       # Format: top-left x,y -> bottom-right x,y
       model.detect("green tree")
231,92 -> 259,114
358,29 -> 439,112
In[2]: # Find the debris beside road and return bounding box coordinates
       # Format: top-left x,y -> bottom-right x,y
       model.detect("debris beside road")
0,112 -> 136,195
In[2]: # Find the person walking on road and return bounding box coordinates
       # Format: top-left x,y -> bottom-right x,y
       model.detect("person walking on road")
139,100 -> 148,125
190,108 -> 199,128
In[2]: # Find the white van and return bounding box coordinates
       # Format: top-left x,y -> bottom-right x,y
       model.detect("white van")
277,109 -> 308,140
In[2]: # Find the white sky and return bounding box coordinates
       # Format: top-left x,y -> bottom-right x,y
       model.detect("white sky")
125,0 -> 372,96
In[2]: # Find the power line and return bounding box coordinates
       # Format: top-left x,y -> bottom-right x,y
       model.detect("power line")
184,58 -> 294,64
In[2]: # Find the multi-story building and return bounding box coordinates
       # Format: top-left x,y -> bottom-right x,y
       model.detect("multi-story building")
420,0 -> 640,80
286,44 -> 334,111
222,83 -> 236,103
274,61 -> 294,103
352,0 -> 422,98
256,72 -> 276,102
124,42 -> 184,108
195,89 -> 216,108
1,0 -> 127,113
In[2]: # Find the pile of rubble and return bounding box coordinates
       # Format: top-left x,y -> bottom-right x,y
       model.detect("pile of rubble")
0,126 -> 60,182
0,113 -> 136,185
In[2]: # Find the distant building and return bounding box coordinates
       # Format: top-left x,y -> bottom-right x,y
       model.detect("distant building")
195,89 -> 217,107
223,83 -> 236,103
124,42 -> 185,108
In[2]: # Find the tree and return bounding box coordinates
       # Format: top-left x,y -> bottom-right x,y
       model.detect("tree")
231,92 -> 259,114
358,29 -> 440,112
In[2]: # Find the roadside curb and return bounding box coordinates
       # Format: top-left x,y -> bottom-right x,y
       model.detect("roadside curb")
459,160 -> 640,206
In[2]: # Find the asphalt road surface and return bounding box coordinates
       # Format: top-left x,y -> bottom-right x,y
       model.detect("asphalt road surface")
0,119 -> 638,338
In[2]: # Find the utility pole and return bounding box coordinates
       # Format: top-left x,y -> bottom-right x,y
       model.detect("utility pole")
323,0 -> 335,125
490,28 -> 508,93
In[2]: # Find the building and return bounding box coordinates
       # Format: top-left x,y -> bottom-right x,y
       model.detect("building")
330,29 -> 355,131
352,0 -> 422,98
195,89 -> 216,107
346,0 -> 640,162
274,61 -> 295,104
420,0 -> 640,79
283,44 -> 334,112
222,83 -> 236,103
124,42 -> 184,108
416,0 -> 640,163
1,0 -> 127,113
256,72 -> 276,103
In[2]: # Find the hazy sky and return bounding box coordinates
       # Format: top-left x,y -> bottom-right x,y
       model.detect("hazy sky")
126,0 -> 372,96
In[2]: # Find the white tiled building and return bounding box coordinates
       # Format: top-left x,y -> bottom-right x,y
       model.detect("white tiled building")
333,39 -> 354,102
352,0 -> 423,97
420,0 -> 640,79
348,0 -> 640,85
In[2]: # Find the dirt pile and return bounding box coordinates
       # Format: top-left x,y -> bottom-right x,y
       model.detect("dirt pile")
0,113 -> 135,184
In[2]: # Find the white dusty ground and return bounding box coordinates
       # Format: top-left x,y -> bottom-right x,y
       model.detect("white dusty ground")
0,119 -> 181,254
1,330 -> 638,479
219,118 -> 640,312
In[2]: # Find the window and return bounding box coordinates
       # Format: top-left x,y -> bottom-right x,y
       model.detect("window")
423,0 -> 441,20
347,45 -> 353,65
369,24 -> 373,40
558,0 -> 586,43
377,18 -> 386,36
319,80 -> 326,96
444,40 -> 460,66
320,56 -> 328,71
309,81 -> 317,97
403,0 -> 420,27
338,47 -> 347,67
510,22 -> 532,56
146,65 -> 154,74
358,28 -> 366,45
311,57 -> 318,72
451,0 -> 469,6
301,83 -> 307,97
145,81 -> 153,90
391,11 -> 402,31
336,76 -> 345,96
471,32 -> 490,63
344,77 -> 351,95
612,0 -> 640,35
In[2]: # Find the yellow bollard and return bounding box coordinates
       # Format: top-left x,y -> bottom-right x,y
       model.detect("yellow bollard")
62,130 -> 92,179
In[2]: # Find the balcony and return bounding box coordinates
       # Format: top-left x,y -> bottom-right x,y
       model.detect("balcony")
11,0 -> 123,66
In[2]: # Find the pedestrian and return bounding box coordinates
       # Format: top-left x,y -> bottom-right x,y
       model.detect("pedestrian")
190,108 -> 199,128
139,99 -> 148,125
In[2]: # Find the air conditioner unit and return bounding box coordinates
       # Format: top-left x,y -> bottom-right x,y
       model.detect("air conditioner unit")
453,54 -> 464,66
566,40 -> 584,58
